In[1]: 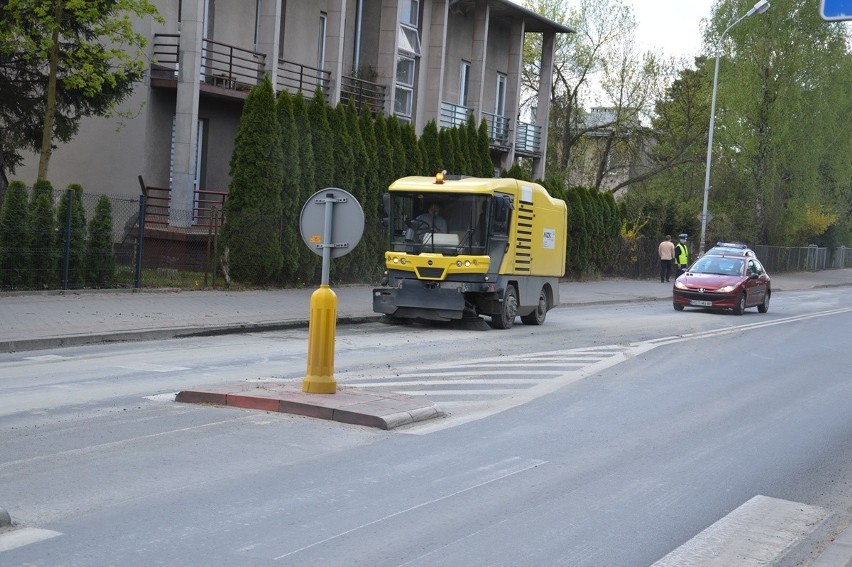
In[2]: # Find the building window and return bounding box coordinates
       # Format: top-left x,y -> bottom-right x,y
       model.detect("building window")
495,73 -> 507,117
401,0 -> 419,27
317,12 -> 327,71
395,55 -> 415,118
398,25 -> 420,56
459,61 -> 470,107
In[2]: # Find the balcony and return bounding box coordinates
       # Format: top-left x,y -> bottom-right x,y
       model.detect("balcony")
340,75 -> 386,115
515,121 -> 542,156
481,111 -> 511,149
439,101 -> 472,129
151,34 -> 329,101
276,59 -> 331,99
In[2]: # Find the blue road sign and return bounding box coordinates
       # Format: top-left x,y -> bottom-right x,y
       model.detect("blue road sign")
821,0 -> 852,21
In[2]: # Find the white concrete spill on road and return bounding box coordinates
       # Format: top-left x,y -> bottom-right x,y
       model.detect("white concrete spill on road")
0,527 -> 62,553
652,495 -> 829,566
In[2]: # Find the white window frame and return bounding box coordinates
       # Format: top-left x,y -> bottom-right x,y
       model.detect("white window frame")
459,61 -> 471,107
317,12 -> 327,71
495,73 -> 507,117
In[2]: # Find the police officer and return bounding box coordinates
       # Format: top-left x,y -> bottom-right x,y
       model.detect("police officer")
675,233 -> 689,277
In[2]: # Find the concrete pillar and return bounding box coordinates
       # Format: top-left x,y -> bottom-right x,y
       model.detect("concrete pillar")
256,0 -> 282,86
532,31 -> 554,181
416,0 -> 447,133
377,0 -> 401,117
469,1 -> 489,124
171,0 -> 204,227
326,0 -> 347,105
502,17 -> 525,171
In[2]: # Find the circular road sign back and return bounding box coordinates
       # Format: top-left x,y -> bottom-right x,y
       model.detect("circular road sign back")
299,188 -> 365,258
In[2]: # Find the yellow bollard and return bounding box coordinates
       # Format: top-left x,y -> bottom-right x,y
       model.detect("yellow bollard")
302,284 -> 338,393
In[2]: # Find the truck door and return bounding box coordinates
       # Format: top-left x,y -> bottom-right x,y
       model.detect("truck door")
488,193 -> 513,273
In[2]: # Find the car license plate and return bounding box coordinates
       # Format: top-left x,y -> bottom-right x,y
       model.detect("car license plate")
690,299 -> 713,307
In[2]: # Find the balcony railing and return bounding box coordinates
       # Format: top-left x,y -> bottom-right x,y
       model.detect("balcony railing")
481,111 -> 510,148
201,38 -> 266,91
515,121 -> 542,155
151,34 -> 329,99
277,59 -> 330,99
439,101 -> 472,129
340,75 -> 386,114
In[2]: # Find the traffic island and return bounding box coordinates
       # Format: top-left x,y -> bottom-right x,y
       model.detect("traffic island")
175,383 -> 443,430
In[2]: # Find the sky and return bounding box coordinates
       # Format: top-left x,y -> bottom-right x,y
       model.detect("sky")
628,0 -> 715,60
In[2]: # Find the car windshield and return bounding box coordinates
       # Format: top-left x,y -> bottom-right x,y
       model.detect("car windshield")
387,192 -> 491,256
690,256 -> 745,276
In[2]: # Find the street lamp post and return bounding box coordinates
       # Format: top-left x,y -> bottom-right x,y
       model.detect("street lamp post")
699,0 -> 770,256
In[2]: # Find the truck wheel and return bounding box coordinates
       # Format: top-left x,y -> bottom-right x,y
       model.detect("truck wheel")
521,287 -> 547,325
490,286 -> 518,329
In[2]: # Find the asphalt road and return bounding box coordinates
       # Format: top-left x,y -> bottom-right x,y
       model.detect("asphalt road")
1,287 -> 850,566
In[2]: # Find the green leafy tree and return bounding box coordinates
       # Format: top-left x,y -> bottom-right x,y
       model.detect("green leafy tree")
276,90 -> 303,285
0,180 -> 31,288
704,0 -> 852,245
438,128 -> 457,175
85,195 -> 115,287
56,183 -> 87,288
30,179 -> 56,287
0,0 -> 162,181
345,101 -> 377,280
453,127 -> 471,176
222,76 -> 283,284
329,103 -> 356,281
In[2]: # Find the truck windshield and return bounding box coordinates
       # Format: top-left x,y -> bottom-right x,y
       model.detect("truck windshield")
388,192 -> 491,256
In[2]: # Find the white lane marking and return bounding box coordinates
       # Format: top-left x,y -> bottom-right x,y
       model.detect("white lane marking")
273,457 -> 547,561
0,415 -> 259,472
0,527 -> 62,552
113,363 -> 190,373
22,355 -> 69,361
652,495 -> 830,566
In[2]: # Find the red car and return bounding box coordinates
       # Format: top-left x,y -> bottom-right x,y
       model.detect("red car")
672,253 -> 771,314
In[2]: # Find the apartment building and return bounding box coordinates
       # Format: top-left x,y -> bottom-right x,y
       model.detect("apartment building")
16,0 -> 572,228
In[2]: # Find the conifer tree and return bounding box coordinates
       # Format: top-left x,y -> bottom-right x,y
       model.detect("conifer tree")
276,90 -> 303,285
222,76 -> 284,284
477,119 -> 494,177
359,104 -> 383,269
465,115 -> 482,176
344,102 -> 375,280
292,92 -> 320,283
374,113 -> 394,190
419,120 -> 442,176
30,179 -> 56,288
329,103 -> 356,281
86,195 -> 115,287
0,180 -> 31,288
453,127 -> 471,176
56,184 -> 87,288
309,87 -> 334,191
438,128 -> 456,175
385,116 -> 407,180
400,123 -> 423,178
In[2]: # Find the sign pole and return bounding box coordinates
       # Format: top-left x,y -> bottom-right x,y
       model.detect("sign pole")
299,189 -> 364,394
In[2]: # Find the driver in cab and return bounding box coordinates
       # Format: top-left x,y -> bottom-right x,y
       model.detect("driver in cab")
407,201 -> 447,240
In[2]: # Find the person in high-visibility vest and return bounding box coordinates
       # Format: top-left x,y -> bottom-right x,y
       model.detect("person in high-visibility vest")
675,233 -> 690,276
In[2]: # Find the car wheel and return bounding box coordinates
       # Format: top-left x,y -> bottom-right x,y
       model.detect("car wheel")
673,303 -> 684,311
521,287 -> 548,325
733,293 -> 746,315
758,291 -> 770,313
490,285 -> 518,329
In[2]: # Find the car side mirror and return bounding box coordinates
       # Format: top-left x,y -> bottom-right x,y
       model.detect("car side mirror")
748,273 -> 759,279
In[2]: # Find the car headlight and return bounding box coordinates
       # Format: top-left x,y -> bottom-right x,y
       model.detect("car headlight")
674,281 -> 687,290
718,285 -> 736,293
